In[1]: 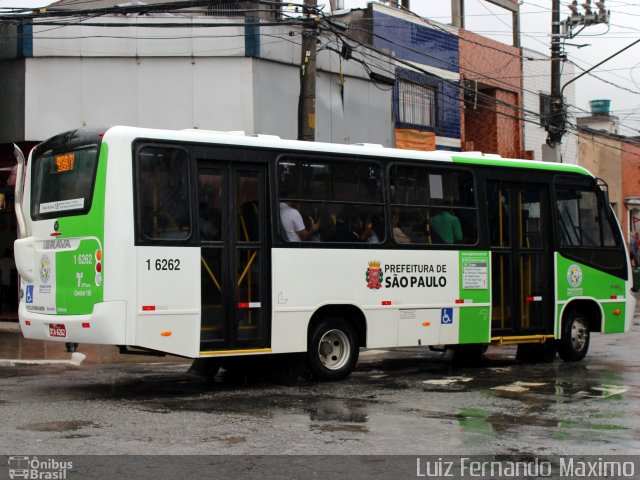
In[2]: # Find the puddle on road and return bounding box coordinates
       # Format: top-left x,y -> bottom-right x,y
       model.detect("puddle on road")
449,407 -> 629,437
456,408 -> 494,436
311,424 -> 369,433
63,433 -> 92,439
226,436 -> 246,446
423,376 -> 473,388
577,385 -> 629,399
492,381 -> 547,393
18,420 -> 98,432
308,399 -> 369,423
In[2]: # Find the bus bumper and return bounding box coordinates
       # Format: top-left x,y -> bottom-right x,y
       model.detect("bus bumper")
18,301 -> 127,345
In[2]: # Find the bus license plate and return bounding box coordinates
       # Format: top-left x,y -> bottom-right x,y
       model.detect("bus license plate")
49,324 -> 67,338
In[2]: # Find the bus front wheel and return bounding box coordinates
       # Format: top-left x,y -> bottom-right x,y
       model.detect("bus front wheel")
307,318 -> 359,381
557,310 -> 590,362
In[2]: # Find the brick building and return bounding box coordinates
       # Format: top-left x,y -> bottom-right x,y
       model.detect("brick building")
458,30 -> 523,158
577,128 -> 622,219
577,127 -> 640,252
344,3 -> 526,157
622,140 -> 640,242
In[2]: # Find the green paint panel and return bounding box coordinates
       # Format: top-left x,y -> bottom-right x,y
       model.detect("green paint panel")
452,156 -> 590,175
556,254 -> 625,301
54,143 -> 108,314
556,254 -> 627,336
458,251 -> 491,343
459,307 -> 491,344
56,240 -> 102,314
603,302 -> 626,334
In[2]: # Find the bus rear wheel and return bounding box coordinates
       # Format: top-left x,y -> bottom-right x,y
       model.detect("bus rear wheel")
307,318 -> 359,381
557,310 -> 590,362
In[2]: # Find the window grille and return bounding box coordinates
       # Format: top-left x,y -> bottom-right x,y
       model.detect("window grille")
398,80 -> 436,127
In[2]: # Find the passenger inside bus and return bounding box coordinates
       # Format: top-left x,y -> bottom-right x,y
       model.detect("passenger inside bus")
280,200 -> 319,241
429,201 -> 463,244
336,214 -> 376,243
392,212 -> 411,244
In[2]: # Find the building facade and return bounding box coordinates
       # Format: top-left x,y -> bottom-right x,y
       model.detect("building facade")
345,3 -> 462,151
0,17 -> 392,146
458,30 -> 523,158
522,48 -> 578,164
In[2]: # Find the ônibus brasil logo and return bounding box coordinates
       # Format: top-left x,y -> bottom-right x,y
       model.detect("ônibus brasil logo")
366,261 -> 383,289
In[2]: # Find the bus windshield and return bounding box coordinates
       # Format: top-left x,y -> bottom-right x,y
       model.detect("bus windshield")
30,146 -> 99,219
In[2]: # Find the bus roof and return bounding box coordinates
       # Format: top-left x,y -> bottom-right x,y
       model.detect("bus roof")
104,126 -> 592,177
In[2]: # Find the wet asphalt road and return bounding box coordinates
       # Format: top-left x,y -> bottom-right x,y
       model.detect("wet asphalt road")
0,317 -> 638,456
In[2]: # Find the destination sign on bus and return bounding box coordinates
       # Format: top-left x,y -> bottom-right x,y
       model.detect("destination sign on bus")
54,153 -> 75,173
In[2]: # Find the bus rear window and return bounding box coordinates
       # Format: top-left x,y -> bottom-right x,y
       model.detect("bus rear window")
31,146 -> 99,219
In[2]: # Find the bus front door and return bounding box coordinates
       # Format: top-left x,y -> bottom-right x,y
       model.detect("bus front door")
198,163 -> 269,354
487,181 -> 553,337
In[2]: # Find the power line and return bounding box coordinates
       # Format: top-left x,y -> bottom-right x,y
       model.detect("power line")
5,1 -> 631,132
321,10 -> 640,135
318,13 -> 640,158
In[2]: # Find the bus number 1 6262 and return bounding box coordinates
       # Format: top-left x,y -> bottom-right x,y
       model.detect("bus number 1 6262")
145,258 -> 181,271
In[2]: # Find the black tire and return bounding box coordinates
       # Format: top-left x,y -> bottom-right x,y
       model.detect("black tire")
187,358 -> 221,381
307,318 -> 359,381
516,340 -> 557,363
557,310 -> 590,362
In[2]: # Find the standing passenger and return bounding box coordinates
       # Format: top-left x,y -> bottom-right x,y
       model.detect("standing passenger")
280,201 -> 319,241
430,207 -> 463,244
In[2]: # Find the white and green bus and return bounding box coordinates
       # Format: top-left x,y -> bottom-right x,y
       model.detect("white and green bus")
13,126 -> 634,379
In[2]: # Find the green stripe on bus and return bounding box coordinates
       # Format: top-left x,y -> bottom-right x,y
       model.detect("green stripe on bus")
458,251 -> 491,344
452,156 -> 590,175
54,143 -> 108,314
555,254 -> 627,335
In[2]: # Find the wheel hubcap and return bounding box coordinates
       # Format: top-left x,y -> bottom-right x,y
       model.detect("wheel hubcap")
318,329 -> 350,370
570,317 -> 588,352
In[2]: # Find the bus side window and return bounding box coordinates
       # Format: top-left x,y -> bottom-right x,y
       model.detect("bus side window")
198,170 -> 222,242
555,188 -> 600,247
137,147 -> 191,241
389,164 -> 477,245
554,183 -> 624,270
277,156 -> 385,244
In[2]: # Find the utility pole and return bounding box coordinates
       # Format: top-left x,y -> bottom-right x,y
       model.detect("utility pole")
546,0 -> 610,149
547,0 -> 565,149
298,0 -> 317,141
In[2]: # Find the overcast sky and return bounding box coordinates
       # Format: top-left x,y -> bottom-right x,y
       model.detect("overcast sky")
321,0 -> 640,136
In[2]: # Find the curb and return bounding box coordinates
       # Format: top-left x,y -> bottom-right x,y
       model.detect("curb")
0,352 -> 86,366
0,321 -> 21,333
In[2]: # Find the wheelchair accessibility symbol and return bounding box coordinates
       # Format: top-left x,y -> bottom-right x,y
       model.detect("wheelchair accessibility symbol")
26,285 -> 34,304
441,307 -> 453,325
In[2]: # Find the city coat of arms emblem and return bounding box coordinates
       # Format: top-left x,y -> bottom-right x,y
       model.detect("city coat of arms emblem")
366,261 -> 383,289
